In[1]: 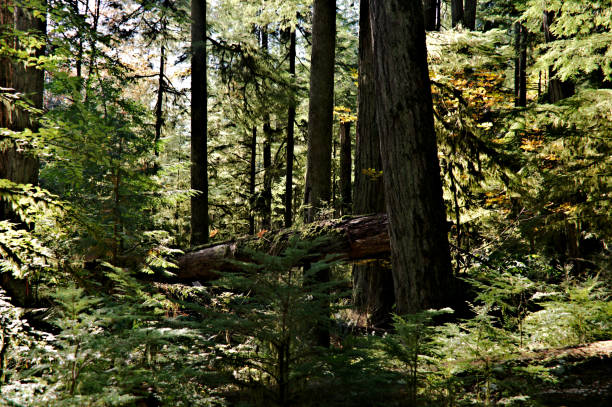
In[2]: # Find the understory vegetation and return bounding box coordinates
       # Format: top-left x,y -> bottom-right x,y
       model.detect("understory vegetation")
1,0 -> 611,406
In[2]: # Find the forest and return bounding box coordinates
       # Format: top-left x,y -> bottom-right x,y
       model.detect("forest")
0,0 -> 611,405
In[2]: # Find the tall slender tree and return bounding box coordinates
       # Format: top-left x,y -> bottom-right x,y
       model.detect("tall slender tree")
338,121 -> 351,215
284,28 -> 296,228
261,27 -> 272,230
514,22 -> 527,107
370,0 -> 454,314
352,0 -> 393,328
249,127 -> 257,235
304,0 -> 336,224
304,0 -> 336,348
190,0 -> 208,245
422,0 -> 440,31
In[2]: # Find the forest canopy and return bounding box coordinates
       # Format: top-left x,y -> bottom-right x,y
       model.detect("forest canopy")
0,0 -> 610,406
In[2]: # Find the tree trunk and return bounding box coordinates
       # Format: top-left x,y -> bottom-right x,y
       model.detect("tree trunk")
154,44 -> 165,159
0,0 -> 45,306
352,0 -> 393,328
451,0 -> 464,28
543,11 -> 574,103
261,28 -> 272,230
249,127 -> 257,235
176,213 -> 390,281
304,0 -> 336,223
338,121 -> 351,215
514,22 -> 527,107
190,0 -> 209,246
464,0 -> 477,30
284,29 -> 296,228
370,0 -> 454,314
422,0 -> 440,31
304,0 -> 336,348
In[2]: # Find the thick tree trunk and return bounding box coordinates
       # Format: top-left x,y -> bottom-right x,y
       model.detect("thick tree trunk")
304,0 -> 336,348
464,0 -> 477,30
370,0 -> 454,314
176,213 -> 390,281
352,0 -> 392,328
190,0 -> 209,245
514,22 -> 527,107
0,0 -> 44,306
304,0 -> 336,223
422,0 -> 439,31
338,121 -> 351,215
284,29 -> 296,228
543,11 -> 574,103
451,0 -> 464,28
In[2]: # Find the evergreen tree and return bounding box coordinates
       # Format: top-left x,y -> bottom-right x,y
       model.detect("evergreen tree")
370,0 -> 455,314
191,0 -> 209,245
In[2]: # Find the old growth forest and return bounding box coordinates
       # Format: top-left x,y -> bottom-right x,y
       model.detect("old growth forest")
1,0 -> 611,405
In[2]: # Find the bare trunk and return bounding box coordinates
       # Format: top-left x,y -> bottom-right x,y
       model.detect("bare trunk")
284,29 -> 296,228
338,121 -> 351,215
464,0 -> 477,30
190,0 -> 209,245
422,0 -> 440,31
371,0 -> 454,314
154,44 -> 165,158
249,127 -> 257,235
352,0 -> 392,328
304,0 -> 336,223
261,28 -> 272,230
451,0 -> 464,28
514,22 -> 527,107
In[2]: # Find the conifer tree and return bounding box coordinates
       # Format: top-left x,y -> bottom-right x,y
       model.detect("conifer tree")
371,0 -> 454,314
191,0 -> 209,245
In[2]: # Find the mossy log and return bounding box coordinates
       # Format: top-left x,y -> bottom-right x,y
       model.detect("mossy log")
175,214 -> 389,281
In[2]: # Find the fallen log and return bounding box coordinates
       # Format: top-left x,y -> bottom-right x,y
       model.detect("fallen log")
176,214 -> 390,281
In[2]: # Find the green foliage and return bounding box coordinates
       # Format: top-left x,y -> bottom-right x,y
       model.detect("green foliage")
211,237 -> 345,406
522,0 -> 612,81
382,309 -> 454,406
525,277 -> 611,347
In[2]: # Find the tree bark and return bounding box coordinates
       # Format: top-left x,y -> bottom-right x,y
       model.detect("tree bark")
422,0 -> 440,31
0,0 -> 45,306
514,22 -> 527,107
190,0 -> 209,246
304,0 -> 336,348
352,0 -> 392,328
464,0 -> 477,30
249,127 -> 257,235
176,213 -> 390,281
338,121 -> 351,215
304,0 -> 336,223
451,0 -> 464,28
154,44 -> 165,158
261,28 -> 272,230
370,0 -> 454,314
284,29 -> 296,228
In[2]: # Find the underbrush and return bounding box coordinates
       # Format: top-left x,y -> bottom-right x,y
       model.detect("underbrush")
0,243 -> 610,407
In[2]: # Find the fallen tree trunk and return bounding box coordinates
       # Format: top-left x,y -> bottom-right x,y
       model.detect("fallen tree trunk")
176,214 -> 390,281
